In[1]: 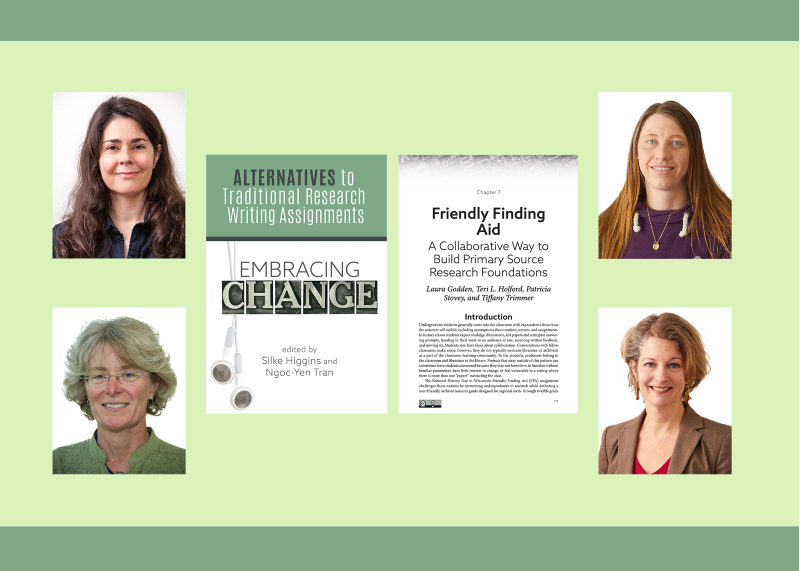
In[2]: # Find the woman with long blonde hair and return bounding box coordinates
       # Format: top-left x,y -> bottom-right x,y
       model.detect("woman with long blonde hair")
598,101 -> 731,259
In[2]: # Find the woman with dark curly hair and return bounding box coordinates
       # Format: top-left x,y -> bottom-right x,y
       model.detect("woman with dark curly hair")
598,101 -> 731,259
599,313 -> 731,474
53,96 -> 185,258
53,317 -> 185,474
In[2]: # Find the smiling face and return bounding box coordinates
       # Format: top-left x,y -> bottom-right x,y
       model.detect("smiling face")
86,344 -> 158,436
636,113 -> 690,198
98,117 -> 161,199
630,336 -> 686,412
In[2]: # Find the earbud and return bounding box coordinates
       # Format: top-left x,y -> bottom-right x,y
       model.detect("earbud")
230,353 -> 254,410
210,328 -> 236,384
211,241 -> 256,410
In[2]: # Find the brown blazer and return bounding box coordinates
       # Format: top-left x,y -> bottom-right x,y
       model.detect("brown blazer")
599,404 -> 731,474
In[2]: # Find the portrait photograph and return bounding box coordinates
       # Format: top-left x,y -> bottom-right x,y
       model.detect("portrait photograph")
598,92 -> 732,259
52,92 -> 186,258
598,308 -> 732,474
52,308 -> 186,474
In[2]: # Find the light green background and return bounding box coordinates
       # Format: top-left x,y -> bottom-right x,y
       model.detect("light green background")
3,42 -> 796,527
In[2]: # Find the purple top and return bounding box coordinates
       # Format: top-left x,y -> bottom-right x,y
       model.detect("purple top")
622,202 -> 730,259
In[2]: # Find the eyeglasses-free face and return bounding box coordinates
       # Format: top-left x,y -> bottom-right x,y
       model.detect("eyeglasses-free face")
98,117 -> 161,199
630,336 -> 687,413
636,113 -> 690,198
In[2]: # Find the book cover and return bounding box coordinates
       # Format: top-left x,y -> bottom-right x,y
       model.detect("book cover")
206,155 -> 387,413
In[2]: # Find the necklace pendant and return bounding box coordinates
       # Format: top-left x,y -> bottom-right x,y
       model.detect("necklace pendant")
653,243 -> 659,250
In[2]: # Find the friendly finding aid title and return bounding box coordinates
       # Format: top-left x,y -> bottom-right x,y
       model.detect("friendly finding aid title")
224,168 -> 366,226
433,206 -> 545,235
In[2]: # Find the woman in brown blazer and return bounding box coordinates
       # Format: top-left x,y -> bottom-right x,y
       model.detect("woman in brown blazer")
599,313 -> 731,474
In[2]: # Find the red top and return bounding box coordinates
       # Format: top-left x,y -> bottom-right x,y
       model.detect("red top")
634,457 -> 671,474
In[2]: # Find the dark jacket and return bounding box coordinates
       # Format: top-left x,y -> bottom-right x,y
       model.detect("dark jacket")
53,216 -> 160,258
599,404 -> 732,474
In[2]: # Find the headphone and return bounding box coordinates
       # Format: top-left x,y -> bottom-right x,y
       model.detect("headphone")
210,327 -> 235,384
209,242 -> 254,411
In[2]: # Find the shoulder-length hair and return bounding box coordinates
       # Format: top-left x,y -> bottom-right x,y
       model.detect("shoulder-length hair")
620,313 -> 710,396
54,96 -> 185,258
599,101 -> 731,259
62,317 -> 178,420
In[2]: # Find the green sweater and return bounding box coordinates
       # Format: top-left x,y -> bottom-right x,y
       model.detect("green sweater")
53,428 -> 185,474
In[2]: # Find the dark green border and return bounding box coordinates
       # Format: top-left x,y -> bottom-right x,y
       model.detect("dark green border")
2,1 -> 798,41
1,527 -> 797,569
